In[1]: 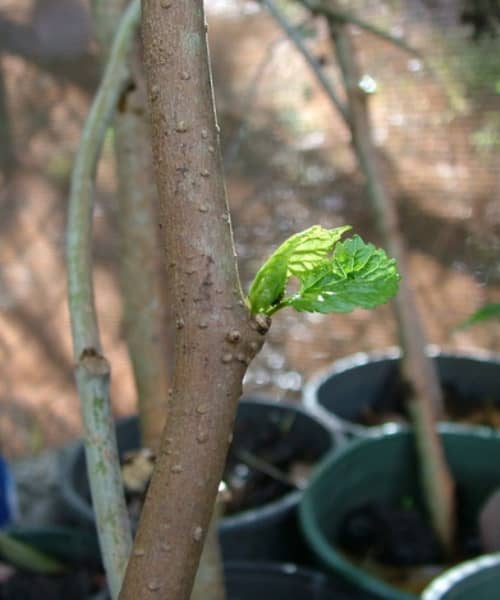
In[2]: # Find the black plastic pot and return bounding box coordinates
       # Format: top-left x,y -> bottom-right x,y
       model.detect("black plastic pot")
299,427 -> 500,600
94,561 -> 377,599
59,397 -> 335,564
422,553 -> 500,600
303,348 -> 500,438
224,562 -> 377,599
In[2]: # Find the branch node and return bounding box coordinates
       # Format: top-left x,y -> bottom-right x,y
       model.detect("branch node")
251,314 -> 272,334
226,330 -> 241,344
78,348 -> 111,377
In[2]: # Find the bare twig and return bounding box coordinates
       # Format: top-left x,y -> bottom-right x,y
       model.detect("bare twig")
224,38 -> 281,169
224,17 -> 314,169
0,56 -> 17,176
300,0 -> 423,58
66,1 -> 140,596
262,0 -> 349,123
235,448 -> 305,489
327,16 -> 455,555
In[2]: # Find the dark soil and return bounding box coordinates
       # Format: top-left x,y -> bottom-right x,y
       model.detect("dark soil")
359,369 -> 500,428
337,497 -> 483,594
224,411 -> 319,515
339,501 -> 443,566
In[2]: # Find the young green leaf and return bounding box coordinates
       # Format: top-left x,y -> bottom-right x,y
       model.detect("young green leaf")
247,225 -> 351,314
287,235 -> 400,314
247,226 -> 400,316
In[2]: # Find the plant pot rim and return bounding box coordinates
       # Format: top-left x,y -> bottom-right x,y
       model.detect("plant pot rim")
299,427 -> 500,600
421,552 -> 500,600
303,346 -> 500,438
59,396 -> 335,529
224,560 -> 357,596
224,558 -> 334,578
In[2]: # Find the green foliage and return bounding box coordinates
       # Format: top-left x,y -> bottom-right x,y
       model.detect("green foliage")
458,302 -> 500,329
247,225 -> 400,315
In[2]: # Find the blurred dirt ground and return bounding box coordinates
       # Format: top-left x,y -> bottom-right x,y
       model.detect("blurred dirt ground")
0,0 -> 499,457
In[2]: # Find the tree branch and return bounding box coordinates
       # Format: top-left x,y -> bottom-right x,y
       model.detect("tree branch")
262,0 -> 349,124
299,0 -> 423,58
224,36 -> 281,169
327,16 -> 455,555
114,80 -> 172,450
118,1 -> 268,598
92,0 -> 171,451
66,1 -> 141,596
224,16 -> 317,169
0,56 -> 17,176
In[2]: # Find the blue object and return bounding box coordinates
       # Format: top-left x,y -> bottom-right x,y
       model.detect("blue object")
0,456 -> 17,528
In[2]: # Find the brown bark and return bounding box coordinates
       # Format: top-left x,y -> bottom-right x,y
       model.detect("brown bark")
93,0 -> 172,451
328,19 -> 455,553
0,56 -> 17,176
118,2 -> 268,598
190,490 -> 226,600
115,79 -> 172,451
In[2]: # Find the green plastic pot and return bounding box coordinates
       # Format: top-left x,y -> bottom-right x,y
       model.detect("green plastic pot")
303,348 -> 500,439
299,427 -> 500,600
422,552 -> 500,599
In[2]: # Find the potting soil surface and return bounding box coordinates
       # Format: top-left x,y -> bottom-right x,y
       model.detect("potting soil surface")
358,376 -> 500,428
338,498 -> 482,595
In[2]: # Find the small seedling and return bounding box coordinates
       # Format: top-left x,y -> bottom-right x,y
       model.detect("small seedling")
247,225 -> 400,316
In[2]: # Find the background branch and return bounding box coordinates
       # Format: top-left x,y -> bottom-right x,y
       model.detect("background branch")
66,1 -> 141,596
327,15 -> 455,555
300,0 -> 423,58
262,0 -> 349,123
93,0 -> 171,452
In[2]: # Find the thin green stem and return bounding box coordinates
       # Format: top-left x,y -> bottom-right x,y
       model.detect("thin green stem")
264,299 -> 290,316
67,0 -> 140,353
66,0 -> 140,597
